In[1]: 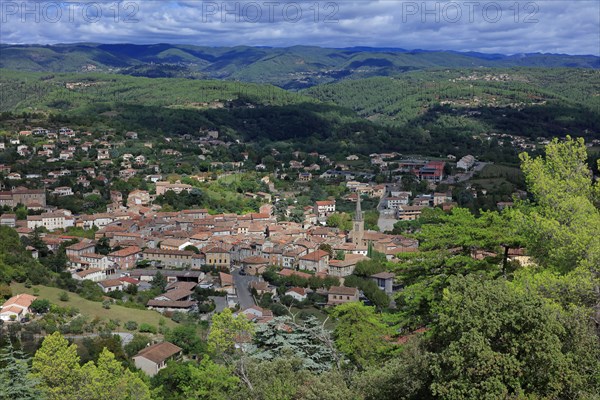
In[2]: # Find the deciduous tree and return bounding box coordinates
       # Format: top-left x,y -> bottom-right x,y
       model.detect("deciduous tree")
331,302 -> 392,368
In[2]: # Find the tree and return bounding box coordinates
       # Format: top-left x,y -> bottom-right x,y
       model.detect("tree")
124,320 -> 138,331
326,213 -> 352,231
234,356 -> 312,400
29,227 -> 49,257
331,302 -> 392,368
41,241 -> 73,273
517,137 -> 600,329
294,370 -> 360,400
318,243 -> 333,258
29,298 -> 50,314
166,324 -> 206,355
180,357 -> 239,400
184,245 -> 200,254
78,348 -> 151,400
0,342 -> 42,400
124,334 -> 151,357
252,316 -> 340,372
150,271 -> 167,292
32,332 -> 152,400
517,136 -> 600,272
95,236 -> 111,255
151,361 -> 193,400
208,308 -> 254,356
353,259 -> 386,277
31,331 -> 83,400
428,275 -> 600,399
344,276 -> 389,309
139,323 -> 157,334
355,338 -> 430,400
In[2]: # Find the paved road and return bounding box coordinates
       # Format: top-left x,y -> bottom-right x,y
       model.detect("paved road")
210,296 -> 228,313
231,268 -> 259,310
441,162 -> 488,184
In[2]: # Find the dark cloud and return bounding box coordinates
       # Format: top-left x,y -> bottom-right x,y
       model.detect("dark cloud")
0,0 -> 598,55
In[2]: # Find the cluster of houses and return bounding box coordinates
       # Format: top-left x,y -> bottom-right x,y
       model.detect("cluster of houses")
5,194 -> 418,315
0,126 -> 241,206
384,187 -> 454,220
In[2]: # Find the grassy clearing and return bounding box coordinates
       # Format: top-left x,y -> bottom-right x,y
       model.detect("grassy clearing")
11,282 -> 176,329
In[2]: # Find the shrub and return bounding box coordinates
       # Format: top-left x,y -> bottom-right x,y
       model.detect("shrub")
139,323 -> 157,334
159,325 -> 170,335
78,280 -> 104,302
102,300 -> 111,309
107,290 -> 124,300
69,316 -> 86,334
24,321 -> 42,334
197,301 -> 216,314
125,320 -> 138,331
171,312 -> 186,323
59,291 -> 69,302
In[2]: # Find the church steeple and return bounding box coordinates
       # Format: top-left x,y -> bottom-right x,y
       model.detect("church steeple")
354,193 -> 363,221
352,194 -> 364,245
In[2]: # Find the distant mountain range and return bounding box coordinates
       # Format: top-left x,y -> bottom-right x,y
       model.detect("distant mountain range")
1,43 -> 598,89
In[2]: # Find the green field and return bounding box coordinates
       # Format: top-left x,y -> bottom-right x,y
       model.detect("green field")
11,282 -> 176,328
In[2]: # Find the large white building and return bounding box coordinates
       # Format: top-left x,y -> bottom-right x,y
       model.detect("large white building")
385,195 -> 410,209
27,211 -> 75,231
457,155 -> 476,170
314,200 -> 336,219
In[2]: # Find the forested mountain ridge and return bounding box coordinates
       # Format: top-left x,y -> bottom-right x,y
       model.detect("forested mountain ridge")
1,43 -> 598,88
305,68 -> 600,140
0,69 -> 516,160
1,68 -> 598,163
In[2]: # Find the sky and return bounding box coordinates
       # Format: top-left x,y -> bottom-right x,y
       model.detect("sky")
0,0 -> 598,55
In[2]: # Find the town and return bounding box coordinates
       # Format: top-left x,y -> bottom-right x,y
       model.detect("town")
2,0 -> 600,392
1,124 -> 593,320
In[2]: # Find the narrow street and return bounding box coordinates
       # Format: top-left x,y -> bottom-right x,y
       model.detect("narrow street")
231,267 -> 259,310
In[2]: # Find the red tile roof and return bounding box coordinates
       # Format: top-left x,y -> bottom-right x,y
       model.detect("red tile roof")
108,246 -> 141,257
133,342 -> 182,364
299,250 -> 329,261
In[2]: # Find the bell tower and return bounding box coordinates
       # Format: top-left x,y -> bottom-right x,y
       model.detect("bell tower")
352,194 -> 364,245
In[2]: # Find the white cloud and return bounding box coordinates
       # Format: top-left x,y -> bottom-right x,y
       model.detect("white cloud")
0,0 -> 597,55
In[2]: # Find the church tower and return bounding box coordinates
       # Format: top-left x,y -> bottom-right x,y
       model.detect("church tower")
352,194 -> 364,245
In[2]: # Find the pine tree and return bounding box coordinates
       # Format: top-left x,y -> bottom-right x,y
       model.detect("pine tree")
0,341 -> 42,400
252,316 -> 340,372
